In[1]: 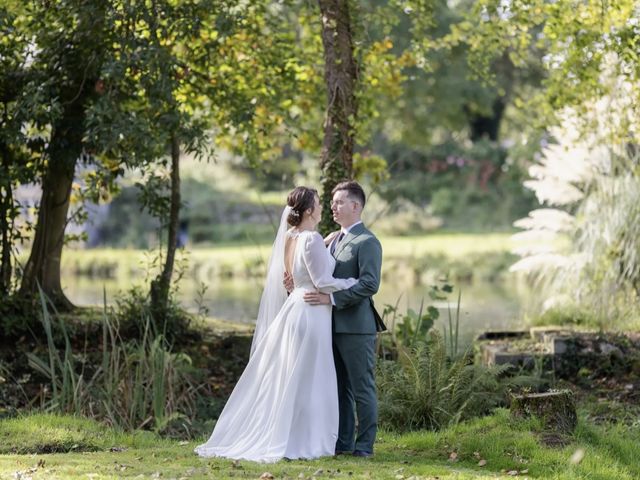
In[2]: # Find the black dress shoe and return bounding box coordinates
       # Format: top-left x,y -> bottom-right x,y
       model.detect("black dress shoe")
352,450 -> 373,458
334,450 -> 352,456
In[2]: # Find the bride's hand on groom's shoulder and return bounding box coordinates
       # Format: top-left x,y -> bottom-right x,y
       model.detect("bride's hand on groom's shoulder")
324,231 -> 340,246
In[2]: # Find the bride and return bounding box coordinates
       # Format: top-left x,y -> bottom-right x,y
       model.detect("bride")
195,186 -> 357,463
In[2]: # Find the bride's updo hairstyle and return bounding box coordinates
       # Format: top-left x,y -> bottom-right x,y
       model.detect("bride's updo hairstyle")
287,186 -> 318,227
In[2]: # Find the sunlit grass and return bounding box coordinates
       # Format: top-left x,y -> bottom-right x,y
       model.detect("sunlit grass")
0,413 -> 164,455
1,409 -> 639,479
59,232 -> 516,277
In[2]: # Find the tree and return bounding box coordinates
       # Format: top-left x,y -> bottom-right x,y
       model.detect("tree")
1,0 -> 309,317
14,1 -> 112,309
448,0 -> 639,130
316,0 -> 359,233
85,0 -> 313,322
0,4 -> 39,296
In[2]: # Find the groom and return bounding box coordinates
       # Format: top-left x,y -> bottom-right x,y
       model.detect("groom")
304,180 -> 384,458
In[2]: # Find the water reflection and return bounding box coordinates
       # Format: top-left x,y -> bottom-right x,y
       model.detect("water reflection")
63,274 -> 532,344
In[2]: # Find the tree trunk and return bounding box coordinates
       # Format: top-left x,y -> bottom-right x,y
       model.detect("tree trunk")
0,150 -> 13,295
317,0 -> 359,235
19,106 -> 84,310
468,97 -> 505,142
18,3 -> 108,311
150,134 -> 181,323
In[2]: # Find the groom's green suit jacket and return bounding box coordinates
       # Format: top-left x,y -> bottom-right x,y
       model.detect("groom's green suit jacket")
332,223 -> 383,334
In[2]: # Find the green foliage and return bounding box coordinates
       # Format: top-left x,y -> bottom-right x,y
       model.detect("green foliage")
378,138 -> 536,229
377,330 -> 533,432
453,0 -> 639,120
0,4 -> 48,295
530,305 -> 599,329
372,200 -> 443,236
380,283 -> 451,351
511,86 -> 640,326
112,286 -> 192,344
27,289 -> 199,435
0,293 -> 40,339
89,177 -> 283,248
378,282 -> 541,432
232,155 -> 302,192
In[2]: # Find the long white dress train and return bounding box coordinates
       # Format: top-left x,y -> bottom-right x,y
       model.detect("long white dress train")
195,230 -> 356,463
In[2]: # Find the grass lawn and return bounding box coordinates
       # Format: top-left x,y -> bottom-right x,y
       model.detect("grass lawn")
74,232 -> 516,260
56,232 -> 517,281
1,410 -> 638,479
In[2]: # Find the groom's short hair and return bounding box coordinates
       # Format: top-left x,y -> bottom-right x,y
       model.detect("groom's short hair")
332,181 -> 366,208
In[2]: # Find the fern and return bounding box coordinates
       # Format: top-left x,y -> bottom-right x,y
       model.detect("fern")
378,331 -> 541,432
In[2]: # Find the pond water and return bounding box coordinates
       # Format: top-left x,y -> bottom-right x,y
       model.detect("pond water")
63,273 -> 534,345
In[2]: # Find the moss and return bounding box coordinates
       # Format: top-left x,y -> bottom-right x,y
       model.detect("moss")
511,390 -> 577,434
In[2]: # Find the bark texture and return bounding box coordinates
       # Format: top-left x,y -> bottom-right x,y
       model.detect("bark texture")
150,134 -> 181,322
511,390 -> 577,433
19,104 -> 85,310
317,0 -> 358,234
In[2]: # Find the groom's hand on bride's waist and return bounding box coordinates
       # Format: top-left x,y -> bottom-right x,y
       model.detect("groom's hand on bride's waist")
303,291 -> 331,305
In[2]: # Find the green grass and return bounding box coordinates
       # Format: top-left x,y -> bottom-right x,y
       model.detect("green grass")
56,232 -> 516,280
0,414 -> 164,455
1,409 -> 638,479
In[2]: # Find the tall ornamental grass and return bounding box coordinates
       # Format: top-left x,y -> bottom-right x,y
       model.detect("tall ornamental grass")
510,59 -> 640,326
27,287 -> 200,435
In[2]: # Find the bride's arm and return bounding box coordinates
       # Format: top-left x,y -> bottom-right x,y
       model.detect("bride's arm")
303,232 -> 357,293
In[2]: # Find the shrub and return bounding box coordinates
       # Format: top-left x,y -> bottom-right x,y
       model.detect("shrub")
378,331 -> 527,431
26,289 -> 201,436
511,66 -> 640,327
377,284 -> 542,431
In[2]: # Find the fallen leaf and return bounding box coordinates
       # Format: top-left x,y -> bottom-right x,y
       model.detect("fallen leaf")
520,469 -> 529,474
179,441 -> 189,446
478,459 -> 487,467
507,470 -> 519,476
259,473 -> 275,480
569,448 -> 585,465
448,452 -> 458,462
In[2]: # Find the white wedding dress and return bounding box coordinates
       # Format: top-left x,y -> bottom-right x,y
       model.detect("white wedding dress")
195,218 -> 356,463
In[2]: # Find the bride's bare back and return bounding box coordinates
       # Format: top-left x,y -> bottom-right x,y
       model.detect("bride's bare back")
284,235 -> 298,277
